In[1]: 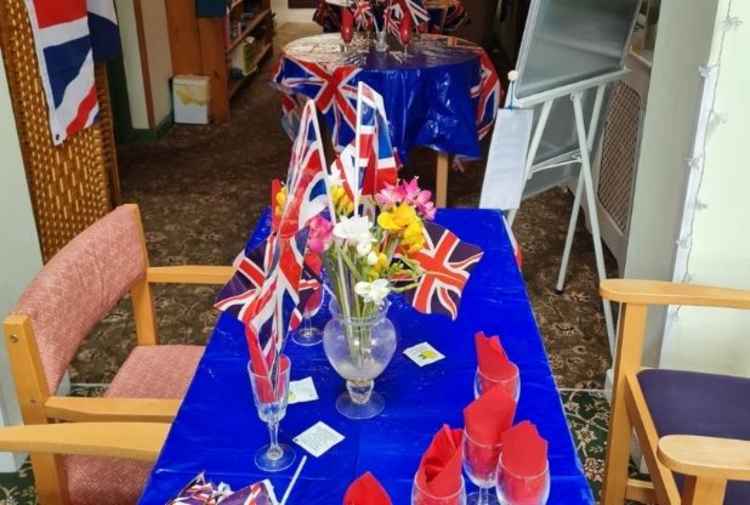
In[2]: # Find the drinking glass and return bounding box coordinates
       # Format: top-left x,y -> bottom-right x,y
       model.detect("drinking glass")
248,357 -> 296,472
462,430 -> 502,505
473,364 -> 520,403
411,474 -> 466,505
292,291 -> 323,347
495,455 -> 550,505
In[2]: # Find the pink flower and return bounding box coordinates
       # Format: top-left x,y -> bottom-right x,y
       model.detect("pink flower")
308,215 -> 333,253
375,182 -> 403,208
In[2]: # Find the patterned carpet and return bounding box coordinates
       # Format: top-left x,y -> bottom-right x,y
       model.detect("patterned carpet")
0,22 -> 620,505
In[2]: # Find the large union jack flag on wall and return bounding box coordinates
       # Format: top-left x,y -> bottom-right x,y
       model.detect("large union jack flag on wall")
24,0 -> 121,145
399,221 -> 483,320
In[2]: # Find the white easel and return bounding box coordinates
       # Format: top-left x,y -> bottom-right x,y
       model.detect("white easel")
508,69 -> 629,353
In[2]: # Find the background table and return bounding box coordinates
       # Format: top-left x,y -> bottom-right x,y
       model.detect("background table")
273,34 -> 501,207
138,209 -> 593,504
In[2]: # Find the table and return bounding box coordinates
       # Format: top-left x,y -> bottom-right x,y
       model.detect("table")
138,209 -> 593,504
272,34 -> 501,207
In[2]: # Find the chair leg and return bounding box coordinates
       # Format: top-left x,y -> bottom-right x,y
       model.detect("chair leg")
601,391 -> 633,505
682,476 -> 726,505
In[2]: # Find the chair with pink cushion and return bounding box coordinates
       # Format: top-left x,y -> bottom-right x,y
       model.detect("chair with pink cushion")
3,203 -> 234,505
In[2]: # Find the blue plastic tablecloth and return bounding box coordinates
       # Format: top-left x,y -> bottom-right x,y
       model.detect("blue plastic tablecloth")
273,34 -> 498,159
138,209 -> 593,505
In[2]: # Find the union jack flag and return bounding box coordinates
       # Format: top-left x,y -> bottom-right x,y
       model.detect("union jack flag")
386,0 -> 430,37
352,0 -> 373,30
24,0 -> 120,145
398,221 -> 483,320
355,82 -> 399,196
272,56 -> 360,150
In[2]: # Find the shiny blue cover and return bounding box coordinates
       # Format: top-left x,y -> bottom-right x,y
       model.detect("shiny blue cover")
138,209 -> 593,505
274,34 -> 486,160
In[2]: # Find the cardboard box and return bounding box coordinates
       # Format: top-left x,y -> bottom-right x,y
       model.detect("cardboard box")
173,75 -> 210,125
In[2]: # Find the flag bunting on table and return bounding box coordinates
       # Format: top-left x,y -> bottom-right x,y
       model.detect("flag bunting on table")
396,221 -> 483,320
23,0 -> 121,145
355,82 -> 399,196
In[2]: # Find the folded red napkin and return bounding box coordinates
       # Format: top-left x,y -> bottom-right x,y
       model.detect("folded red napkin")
464,384 -> 517,446
344,472 -> 392,505
500,421 -> 549,505
415,425 -> 463,501
475,331 -> 516,381
501,421 -> 548,477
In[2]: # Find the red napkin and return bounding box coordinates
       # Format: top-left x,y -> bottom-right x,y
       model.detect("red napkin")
464,385 -> 517,445
415,425 -> 463,504
463,386 -> 516,477
475,331 -> 516,381
500,421 -> 549,505
344,472 -> 392,505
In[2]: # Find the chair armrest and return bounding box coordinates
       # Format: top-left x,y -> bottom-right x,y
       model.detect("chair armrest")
44,396 -> 180,422
147,265 -> 234,285
0,422 -> 169,462
658,435 -> 750,481
600,279 -> 750,309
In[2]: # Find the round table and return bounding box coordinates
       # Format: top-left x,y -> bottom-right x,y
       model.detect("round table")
272,33 -> 501,206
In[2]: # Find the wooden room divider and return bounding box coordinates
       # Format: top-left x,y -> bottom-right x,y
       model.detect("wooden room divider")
0,0 -> 120,262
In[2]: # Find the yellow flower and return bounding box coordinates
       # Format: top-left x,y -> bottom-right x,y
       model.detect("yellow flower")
378,203 -> 419,232
274,186 -> 288,216
402,221 -> 425,253
366,252 -> 389,281
331,185 -> 354,216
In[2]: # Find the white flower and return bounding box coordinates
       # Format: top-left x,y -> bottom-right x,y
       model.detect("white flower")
355,279 -> 390,306
329,165 -> 344,187
333,215 -> 374,250
356,240 -> 372,257
366,251 -> 379,265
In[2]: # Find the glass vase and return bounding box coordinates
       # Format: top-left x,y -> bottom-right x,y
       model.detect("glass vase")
323,298 -> 397,420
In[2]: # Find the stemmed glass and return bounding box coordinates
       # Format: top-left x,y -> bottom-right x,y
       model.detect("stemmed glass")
292,290 -> 323,346
495,455 -> 550,505
411,474 -> 467,505
248,356 -> 296,472
462,430 -> 502,505
473,364 -> 520,403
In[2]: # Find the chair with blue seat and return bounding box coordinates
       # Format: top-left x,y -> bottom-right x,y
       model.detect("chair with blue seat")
600,279 -> 750,505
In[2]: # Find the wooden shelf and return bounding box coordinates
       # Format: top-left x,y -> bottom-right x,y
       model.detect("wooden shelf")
228,42 -> 272,98
226,9 -> 270,54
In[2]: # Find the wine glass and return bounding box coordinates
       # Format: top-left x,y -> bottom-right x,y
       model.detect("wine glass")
341,7 -> 354,50
412,474 -> 467,505
473,364 -> 520,403
462,430 -> 502,505
495,455 -> 550,505
248,356 -> 296,472
292,287 -> 323,346
399,13 -> 413,56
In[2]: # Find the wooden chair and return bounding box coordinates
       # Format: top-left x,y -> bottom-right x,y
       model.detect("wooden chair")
600,279 -> 750,505
3,203 -> 233,505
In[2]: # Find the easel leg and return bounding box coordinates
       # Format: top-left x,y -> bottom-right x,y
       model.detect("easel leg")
436,152 -> 449,208
508,99 -> 553,226
570,91 -> 616,350
556,85 -> 606,293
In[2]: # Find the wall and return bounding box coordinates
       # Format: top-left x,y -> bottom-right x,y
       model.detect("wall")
272,0 -> 315,24
623,0 -> 720,366
0,50 -> 44,472
660,0 -> 750,375
115,0 -> 174,130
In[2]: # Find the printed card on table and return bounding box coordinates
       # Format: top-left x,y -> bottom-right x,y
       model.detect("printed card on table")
294,421 -> 345,458
289,377 -> 319,404
403,342 -> 445,367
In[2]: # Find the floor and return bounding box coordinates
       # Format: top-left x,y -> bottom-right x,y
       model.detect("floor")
0,22 -> 620,505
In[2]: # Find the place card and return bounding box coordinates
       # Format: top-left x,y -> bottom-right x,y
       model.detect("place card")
403,342 -> 445,367
289,377 -> 319,404
293,421 -> 345,458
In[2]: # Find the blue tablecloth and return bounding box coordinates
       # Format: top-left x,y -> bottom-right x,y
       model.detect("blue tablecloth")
138,209 -> 593,505
273,34 -> 500,159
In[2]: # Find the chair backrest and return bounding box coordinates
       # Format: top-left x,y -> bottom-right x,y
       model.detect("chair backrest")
10,204 -> 147,394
